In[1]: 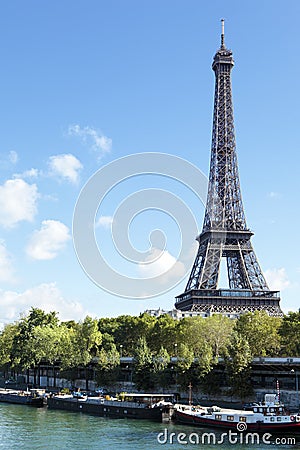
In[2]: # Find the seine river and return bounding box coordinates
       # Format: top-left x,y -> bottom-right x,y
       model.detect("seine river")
0,403 -> 300,449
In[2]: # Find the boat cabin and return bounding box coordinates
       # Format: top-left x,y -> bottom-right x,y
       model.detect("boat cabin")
252,394 -> 286,416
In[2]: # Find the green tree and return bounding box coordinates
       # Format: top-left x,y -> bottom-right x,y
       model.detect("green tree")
71,316 -> 102,390
10,308 -> 59,383
175,343 -> 194,392
225,332 -> 253,400
279,311 -> 300,356
178,315 -> 234,360
149,314 -> 178,354
98,317 -> 119,336
153,347 -> 170,373
176,343 -> 194,373
152,346 -> 170,388
133,336 -> 153,391
27,323 -> 73,386
111,315 -> 142,356
202,314 -> 234,358
235,311 -> 281,356
176,317 -> 216,372
176,317 -> 204,353
135,313 -> 156,343
193,341 -> 214,379
96,343 -> 120,388
39,324 -> 73,364
0,323 -> 19,377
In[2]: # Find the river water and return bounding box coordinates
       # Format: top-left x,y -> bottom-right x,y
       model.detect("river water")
0,403 -> 299,449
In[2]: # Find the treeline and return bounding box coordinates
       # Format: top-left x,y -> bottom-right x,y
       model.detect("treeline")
0,308 -> 299,397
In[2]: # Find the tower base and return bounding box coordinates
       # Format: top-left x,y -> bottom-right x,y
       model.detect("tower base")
175,289 -> 283,318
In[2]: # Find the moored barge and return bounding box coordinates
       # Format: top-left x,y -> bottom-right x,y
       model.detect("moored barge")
47,393 -> 174,422
0,388 -> 44,407
174,393 -> 300,433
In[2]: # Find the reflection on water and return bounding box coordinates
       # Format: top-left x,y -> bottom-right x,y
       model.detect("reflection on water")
0,403 -> 299,449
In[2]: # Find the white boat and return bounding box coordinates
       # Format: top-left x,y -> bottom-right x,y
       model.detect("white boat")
174,393 -> 300,433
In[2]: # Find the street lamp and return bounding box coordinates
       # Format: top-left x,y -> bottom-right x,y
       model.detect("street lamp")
188,382 -> 193,406
290,369 -> 299,411
174,343 -> 178,395
120,344 -> 123,358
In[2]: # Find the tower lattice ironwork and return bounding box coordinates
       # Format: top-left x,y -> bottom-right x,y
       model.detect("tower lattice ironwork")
175,20 -> 283,317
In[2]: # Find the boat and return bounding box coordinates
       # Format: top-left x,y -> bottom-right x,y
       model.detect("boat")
0,388 -> 44,407
174,393 -> 300,433
47,392 -> 174,422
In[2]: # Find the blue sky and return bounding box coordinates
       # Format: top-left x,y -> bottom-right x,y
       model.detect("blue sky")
0,0 -> 299,325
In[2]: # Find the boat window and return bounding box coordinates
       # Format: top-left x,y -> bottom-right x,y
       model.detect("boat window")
270,417 -> 275,422
239,416 -> 246,422
259,408 -> 263,413
277,417 -> 281,422
227,416 -> 234,421
215,415 -> 222,420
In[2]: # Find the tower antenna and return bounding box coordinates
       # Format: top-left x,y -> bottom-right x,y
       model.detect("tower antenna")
221,18 -> 225,48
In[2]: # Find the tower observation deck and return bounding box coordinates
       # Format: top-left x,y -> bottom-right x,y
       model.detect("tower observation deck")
175,20 -> 283,318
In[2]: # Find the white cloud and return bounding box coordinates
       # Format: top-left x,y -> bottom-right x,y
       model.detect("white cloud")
138,247 -> 185,283
267,191 -> 282,199
265,267 -> 291,291
26,220 -> 71,260
0,283 -> 91,325
96,215 -> 114,229
9,150 -> 19,164
0,178 -> 39,228
48,153 -> 83,184
0,241 -> 16,283
68,124 -> 112,159
0,151 -> 19,169
14,168 -> 39,179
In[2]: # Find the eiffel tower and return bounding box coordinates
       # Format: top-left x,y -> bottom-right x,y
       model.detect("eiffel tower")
175,20 -> 283,318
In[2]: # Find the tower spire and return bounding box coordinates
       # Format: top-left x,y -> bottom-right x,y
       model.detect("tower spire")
221,18 -> 225,48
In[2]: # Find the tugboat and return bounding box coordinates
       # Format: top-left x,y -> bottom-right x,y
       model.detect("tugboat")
174,393 -> 300,433
47,392 -> 174,422
0,388 -> 44,407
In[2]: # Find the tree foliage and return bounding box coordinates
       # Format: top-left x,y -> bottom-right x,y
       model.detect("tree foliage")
224,332 -> 253,400
0,306 -> 298,394
10,308 -> 59,371
279,311 -> 300,356
71,316 -> 102,367
133,336 -> 153,391
96,343 -> 120,387
234,311 -> 281,357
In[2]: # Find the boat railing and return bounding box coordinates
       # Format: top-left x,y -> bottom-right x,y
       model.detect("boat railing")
86,398 -> 151,408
